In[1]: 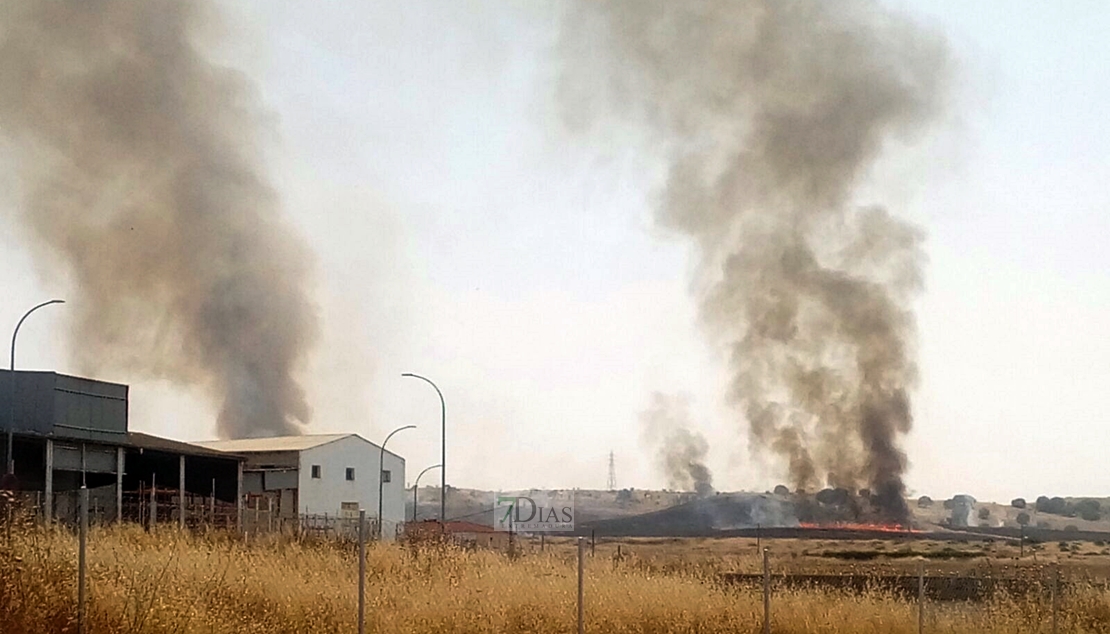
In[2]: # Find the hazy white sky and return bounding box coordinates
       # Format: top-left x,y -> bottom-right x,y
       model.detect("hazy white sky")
1,1 -> 1107,503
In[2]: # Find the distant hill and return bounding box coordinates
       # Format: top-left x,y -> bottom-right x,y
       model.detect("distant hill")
408,486 -> 1110,536
582,493 -> 796,536
409,486 -> 704,526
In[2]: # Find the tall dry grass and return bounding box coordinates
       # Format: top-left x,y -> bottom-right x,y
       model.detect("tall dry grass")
1,524 -> 1108,633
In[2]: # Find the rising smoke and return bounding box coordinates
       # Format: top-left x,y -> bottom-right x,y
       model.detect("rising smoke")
0,1 -> 317,438
559,1 -> 949,519
641,392 -> 715,496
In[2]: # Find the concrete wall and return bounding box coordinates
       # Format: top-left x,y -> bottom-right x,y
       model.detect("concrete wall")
297,436 -> 406,539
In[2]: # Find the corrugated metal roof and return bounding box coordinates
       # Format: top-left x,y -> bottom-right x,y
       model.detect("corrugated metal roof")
128,432 -> 243,458
195,434 -> 353,453
0,369 -> 129,390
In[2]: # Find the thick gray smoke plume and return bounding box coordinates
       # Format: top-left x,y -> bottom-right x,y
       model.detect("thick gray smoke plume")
0,1 -> 317,438
560,1 -> 949,520
641,393 -> 715,496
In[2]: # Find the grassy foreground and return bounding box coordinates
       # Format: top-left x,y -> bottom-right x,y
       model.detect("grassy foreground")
2,525 -> 1110,633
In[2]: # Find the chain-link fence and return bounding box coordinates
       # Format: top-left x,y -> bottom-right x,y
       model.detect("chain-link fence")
3,494 -> 1109,634
730,549 -> 1109,634
456,533 -> 1110,633
0,488 -> 397,540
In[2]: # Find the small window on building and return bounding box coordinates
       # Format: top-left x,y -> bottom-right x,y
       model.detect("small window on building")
311,465 -> 321,479
346,467 -> 356,481
381,469 -> 391,483
341,502 -> 358,511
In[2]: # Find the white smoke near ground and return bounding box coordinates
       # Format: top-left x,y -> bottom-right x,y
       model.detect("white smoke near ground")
640,392 -> 715,496
557,1 -> 951,520
747,495 -> 800,529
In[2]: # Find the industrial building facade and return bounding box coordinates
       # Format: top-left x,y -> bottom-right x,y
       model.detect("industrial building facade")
0,370 -> 243,526
2,370 -> 408,537
198,434 -> 408,539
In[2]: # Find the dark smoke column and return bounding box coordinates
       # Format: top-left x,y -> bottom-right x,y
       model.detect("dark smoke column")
0,1 -> 318,438
558,1 -> 950,520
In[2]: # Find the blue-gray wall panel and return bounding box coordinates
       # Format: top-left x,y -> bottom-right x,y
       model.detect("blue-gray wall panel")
52,373 -> 127,441
53,444 -> 118,473
0,370 -> 56,435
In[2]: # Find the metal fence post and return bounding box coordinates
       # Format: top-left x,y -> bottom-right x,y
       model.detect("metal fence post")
78,486 -> 88,634
236,462 -> 244,534
358,509 -> 366,634
178,455 -> 186,530
762,548 -> 770,634
1052,563 -> 1059,634
116,448 -> 124,524
917,559 -> 925,634
577,536 -> 585,634
150,473 -> 157,530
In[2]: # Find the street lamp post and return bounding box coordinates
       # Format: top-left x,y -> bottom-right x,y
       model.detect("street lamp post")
7,299 -> 65,475
401,373 -> 446,524
411,464 -> 442,523
378,424 -> 415,540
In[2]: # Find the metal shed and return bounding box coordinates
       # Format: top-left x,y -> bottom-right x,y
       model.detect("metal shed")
1,369 -> 244,527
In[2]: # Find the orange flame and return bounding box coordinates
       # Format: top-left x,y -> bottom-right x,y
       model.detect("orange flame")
799,522 -> 921,534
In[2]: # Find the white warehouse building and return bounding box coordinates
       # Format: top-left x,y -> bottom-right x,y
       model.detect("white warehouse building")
198,434 -> 406,539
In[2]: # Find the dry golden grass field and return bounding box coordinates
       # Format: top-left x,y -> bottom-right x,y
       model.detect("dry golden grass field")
3,524 -> 1110,633
534,534 -> 1110,576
